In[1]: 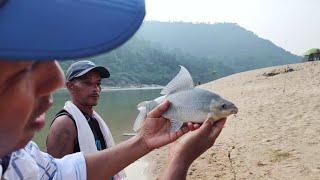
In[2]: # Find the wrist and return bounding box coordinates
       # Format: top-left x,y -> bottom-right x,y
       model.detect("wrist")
169,146 -> 196,168
135,134 -> 153,153
161,156 -> 190,180
169,154 -> 192,171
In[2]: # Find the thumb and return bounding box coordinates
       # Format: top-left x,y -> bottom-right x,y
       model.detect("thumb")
147,100 -> 170,118
199,117 -> 215,131
209,118 -> 226,140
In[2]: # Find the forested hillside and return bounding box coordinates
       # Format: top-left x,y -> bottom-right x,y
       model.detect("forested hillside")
137,21 -> 301,72
59,37 -> 233,86
60,21 -> 301,86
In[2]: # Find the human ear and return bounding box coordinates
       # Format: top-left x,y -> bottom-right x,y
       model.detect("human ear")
66,81 -> 74,91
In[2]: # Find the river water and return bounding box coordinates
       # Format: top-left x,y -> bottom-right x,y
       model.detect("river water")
33,88 -> 162,179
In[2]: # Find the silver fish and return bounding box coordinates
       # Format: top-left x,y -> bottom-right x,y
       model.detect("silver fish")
133,66 -> 238,132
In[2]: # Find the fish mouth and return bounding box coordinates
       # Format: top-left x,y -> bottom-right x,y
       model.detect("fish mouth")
230,107 -> 238,114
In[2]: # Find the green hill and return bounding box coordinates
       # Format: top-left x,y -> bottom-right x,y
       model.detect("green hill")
60,21 -> 301,86
137,21 -> 301,72
59,37 -> 234,86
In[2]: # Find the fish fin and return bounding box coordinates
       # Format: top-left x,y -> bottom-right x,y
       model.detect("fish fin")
207,112 -> 219,121
206,112 -> 214,119
134,100 -> 159,131
160,65 -> 194,95
133,106 -> 147,132
154,95 -> 166,104
145,100 -> 159,112
170,119 -> 184,132
137,101 -> 150,109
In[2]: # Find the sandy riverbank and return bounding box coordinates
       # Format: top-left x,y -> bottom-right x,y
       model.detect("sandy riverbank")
145,61 -> 320,179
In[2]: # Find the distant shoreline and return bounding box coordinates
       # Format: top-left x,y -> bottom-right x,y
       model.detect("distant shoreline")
101,86 -> 163,92
57,86 -> 163,92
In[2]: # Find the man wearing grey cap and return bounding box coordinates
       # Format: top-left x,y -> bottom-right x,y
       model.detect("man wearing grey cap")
47,60 -> 125,178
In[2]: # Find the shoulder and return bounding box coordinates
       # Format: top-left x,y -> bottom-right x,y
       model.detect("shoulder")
48,115 -> 77,142
48,114 -> 77,143
51,114 -> 76,131
47,115 -> 78,157
52,109 -> 74,125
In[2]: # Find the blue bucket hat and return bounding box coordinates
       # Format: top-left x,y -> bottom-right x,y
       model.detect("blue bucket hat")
0,0 -> 145,60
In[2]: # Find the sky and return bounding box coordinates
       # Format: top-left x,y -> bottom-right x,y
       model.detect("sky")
145,0 -> 320,55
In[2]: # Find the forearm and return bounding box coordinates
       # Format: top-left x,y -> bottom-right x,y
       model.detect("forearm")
160,157 -> 191,180
85,135 -> 151,180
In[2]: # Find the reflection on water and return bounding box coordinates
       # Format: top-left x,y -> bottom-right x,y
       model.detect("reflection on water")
34,88 -> 161,150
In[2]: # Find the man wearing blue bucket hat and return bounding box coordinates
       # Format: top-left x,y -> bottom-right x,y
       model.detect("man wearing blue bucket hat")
0,0 -> 227,179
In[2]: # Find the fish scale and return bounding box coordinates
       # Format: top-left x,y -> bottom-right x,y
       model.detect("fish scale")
163,89 -> 213,123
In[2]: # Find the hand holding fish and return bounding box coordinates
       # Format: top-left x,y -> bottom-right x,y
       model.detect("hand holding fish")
138,100 -> 195,150
170,118 -> 226,164
160,118 -> 227,180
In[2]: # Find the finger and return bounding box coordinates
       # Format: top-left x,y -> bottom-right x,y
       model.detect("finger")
186,122 -> 202,131
199,117 -> 215,131
176,123 -> 189,133
209,118 -> 226,139
181,122 -> 191,130
147,117 -> 170,124
215,118 -> 226,129
187,122 -> 194,131
181,126 -> 189,134
193,123 -> 201,130
204,117 -> 215,125
147,100 -> 170,118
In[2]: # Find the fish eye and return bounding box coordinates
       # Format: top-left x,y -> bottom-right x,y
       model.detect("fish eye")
221,104 -> 226,109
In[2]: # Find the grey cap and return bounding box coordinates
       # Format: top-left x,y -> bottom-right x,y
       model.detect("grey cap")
66,60 -> 110,82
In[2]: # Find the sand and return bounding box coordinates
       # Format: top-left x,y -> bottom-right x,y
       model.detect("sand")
145,61 -> 320,180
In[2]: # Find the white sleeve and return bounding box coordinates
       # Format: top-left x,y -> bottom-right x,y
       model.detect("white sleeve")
52,152 -> 87,180
23,141 -> 87,180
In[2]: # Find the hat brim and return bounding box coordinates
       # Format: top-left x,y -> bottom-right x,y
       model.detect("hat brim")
74,66 -> 110,80
0,0 -> 145,60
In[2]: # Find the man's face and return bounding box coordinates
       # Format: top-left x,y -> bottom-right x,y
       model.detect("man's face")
0,61 -> 64,157
68,70 -> 102,107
